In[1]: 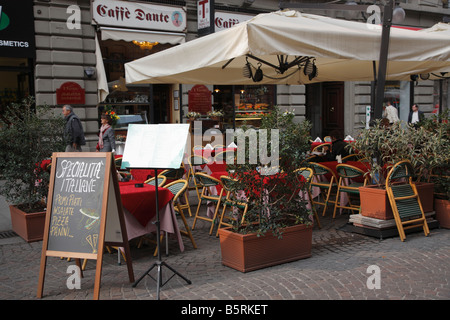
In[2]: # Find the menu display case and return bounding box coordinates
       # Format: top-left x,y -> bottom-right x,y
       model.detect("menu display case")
234,85 -> 274,127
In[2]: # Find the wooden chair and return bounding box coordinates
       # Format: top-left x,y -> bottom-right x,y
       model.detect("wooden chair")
144,175 -> 167,187
333,163 -> 369,218
191,172 -> 226,235
294,167 -> 321,228
386,160 -> 430,242
187,155 -> 210,201
309,162 -> 338,217
215,176 -> 248,236
149,179 -> 197,256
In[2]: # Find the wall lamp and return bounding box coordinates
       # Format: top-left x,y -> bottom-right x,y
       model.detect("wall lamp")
84,67 -> 96,79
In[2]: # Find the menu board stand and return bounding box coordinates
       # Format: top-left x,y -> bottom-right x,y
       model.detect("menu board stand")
132,168 -> 191,300
37,152 -> 134,300
121,123 -> 191,300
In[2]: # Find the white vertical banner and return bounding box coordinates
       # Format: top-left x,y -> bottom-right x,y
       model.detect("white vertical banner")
366,106 -> 371,129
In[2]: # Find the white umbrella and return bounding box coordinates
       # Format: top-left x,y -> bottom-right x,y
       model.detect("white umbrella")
125,10 -> 450,86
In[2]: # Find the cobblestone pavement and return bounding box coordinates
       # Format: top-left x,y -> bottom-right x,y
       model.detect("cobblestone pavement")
0,206 -> 449,303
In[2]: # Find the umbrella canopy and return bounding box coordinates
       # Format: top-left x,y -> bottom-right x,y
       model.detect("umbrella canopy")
125,10 -> 450,85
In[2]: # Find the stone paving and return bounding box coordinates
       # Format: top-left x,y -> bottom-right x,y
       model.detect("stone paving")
1,205 -> 449,302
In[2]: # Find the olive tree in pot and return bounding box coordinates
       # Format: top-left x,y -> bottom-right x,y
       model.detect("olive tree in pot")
0,97 -> 65,242
351,116 -> 449,220
217,107 -> 314,272
421,111 -> 450,228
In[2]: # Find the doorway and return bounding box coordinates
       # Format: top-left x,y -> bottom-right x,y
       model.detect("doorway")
322,82 -> 344,136
153,84 -> 171,123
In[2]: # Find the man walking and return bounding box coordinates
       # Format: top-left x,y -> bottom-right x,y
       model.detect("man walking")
383,100 -> 399,125
408,104 -> 425,126
62,104 -> 86,152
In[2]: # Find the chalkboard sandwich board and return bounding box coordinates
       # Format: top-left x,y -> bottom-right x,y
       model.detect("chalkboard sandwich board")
37,152 -> 134,300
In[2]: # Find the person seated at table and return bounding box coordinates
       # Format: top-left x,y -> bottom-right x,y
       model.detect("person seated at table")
324,130 -> 349,160
311,130 -> 349,162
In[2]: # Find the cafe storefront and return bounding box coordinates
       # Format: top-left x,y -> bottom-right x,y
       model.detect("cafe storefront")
92,0 -> 187,128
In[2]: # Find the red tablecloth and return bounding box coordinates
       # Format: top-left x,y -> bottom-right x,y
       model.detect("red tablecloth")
206,161 -> 228,173
119,182 -> 174,227
129,169 -> 165,182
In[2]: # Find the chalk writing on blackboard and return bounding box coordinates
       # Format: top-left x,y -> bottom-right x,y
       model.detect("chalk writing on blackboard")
47,158 -> 105,254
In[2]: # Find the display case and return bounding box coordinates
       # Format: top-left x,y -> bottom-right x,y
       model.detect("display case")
234,85 -> 274,127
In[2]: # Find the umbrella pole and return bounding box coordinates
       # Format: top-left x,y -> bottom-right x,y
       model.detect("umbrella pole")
374,0 -> 394,120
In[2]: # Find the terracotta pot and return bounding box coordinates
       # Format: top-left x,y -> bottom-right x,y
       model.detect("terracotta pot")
435,198 -> 450,229
218,224 -> 312,273
9,205 -> 46,242
359,182 -> 434,220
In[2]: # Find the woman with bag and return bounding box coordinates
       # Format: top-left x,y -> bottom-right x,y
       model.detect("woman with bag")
96,113 -> 116,152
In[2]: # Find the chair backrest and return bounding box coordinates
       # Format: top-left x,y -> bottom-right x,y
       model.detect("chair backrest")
324,136 -> 332,142
309,162 -> 338,184
294,167 -> 313,183
160,167 -> 185,180
115,157 -> 123,169
386,160 -> 414,187
164,179 -> 188,202
312,143 -> 330,153
194,172 -> 221,187
144,175 -> 167,187
220,175 -> 234,192
189,155 -> 209,167
336,164 -> 365,179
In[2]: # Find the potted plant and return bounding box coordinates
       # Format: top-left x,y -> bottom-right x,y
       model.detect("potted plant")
351,116 -> 449,220
207,110 -> 223,121
421,111 -> 450,228
0,97 -> 65,242
217,106 -> 314,272
186,111 -> 201,121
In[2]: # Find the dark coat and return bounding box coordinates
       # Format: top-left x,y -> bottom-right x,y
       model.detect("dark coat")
64,112 -> 86,146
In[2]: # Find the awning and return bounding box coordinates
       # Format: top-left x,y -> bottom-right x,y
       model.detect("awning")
99,26 -> 186,44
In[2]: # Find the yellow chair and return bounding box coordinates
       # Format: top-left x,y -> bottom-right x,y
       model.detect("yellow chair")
386,160 -> 430,242
309,162 -> 338,217
333,163 -> 369,218
215,175 -> 248,236
187,155 -> 210,201
161,167 -> 192,217
323,136 -> 332,142
294,167 -> 321,228
191,172 -> 226,235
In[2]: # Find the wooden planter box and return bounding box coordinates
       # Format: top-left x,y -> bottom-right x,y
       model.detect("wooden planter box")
218,224 -> 312,273
359,182 -> 434,220
9,205 -> 46,242
435,198 -> 450,229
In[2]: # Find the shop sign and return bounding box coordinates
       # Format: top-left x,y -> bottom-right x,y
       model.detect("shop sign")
56,82 -> 85,105
188,85 -> 212,114
92,0 -> 186,32
197,0 -> 214,36
0,0 -> 35,58
214,11 -> 253,32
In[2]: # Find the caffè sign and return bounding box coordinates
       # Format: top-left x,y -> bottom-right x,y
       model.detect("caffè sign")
92,0 -> 186,32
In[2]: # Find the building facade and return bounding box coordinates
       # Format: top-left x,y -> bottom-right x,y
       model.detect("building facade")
0,0 -> 448,151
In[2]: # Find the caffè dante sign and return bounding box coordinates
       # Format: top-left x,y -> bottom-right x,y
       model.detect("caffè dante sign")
92,0 -> 186,32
